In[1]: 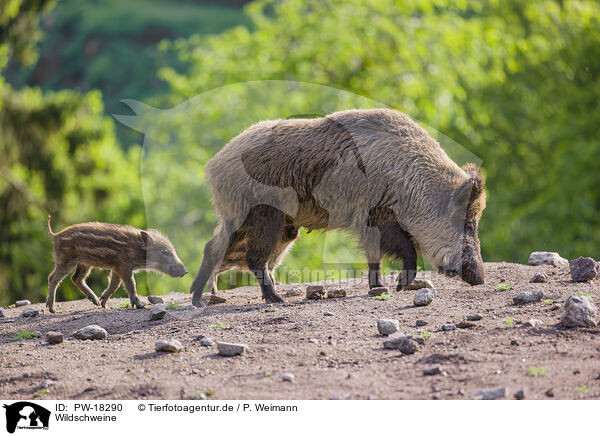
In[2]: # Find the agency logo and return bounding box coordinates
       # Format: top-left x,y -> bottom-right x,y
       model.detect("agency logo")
2,402 -> 50,433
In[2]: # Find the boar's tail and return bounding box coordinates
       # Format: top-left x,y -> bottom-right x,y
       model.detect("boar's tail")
47,215 -> 56,236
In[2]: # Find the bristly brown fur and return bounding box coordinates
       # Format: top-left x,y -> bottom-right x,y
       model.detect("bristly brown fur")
46,219 -> 187,313
190,108 -> 487,305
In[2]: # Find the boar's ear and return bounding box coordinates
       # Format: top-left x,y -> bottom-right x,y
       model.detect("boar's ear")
140,230 -> 149,249
452,178 -> 476,211
461,163 -> 485,197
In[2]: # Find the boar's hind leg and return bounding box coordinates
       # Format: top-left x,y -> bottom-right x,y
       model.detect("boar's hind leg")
191,222 -> 236,307
71,265 -> 101,306
120,270 -> 144,309
245,205 -> 285,304
47,262 -> 76,313
99,270 -> 122,308
378,223 -> 417,290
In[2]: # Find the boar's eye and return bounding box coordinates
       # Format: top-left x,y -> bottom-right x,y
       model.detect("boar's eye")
161,249 -> 172,257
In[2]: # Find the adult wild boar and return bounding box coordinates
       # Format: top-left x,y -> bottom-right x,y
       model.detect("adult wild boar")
190,109 -> 486,306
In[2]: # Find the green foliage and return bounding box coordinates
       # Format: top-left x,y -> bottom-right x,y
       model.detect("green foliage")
525,366 -> 547,377
374,293 -> 394,301
504,318 -> 514,327
165,301 -> 182,310
496,283 -> 513,291
12,329 -> 40,341
575,385 -> 588,394
208,321 -> 230,329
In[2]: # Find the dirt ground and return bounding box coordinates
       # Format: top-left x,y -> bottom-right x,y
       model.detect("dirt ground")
1,262 -> 599,400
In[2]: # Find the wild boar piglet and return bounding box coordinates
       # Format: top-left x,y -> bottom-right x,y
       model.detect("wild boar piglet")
46,216 -> 187,313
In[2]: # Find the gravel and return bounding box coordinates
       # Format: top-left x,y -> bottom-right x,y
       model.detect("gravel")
569,257 -> 598,282
46,331 -> 64,344
512,290 -> 544,305
217,342 -> 248,357
377,319 -> 400,336
383,334 -> 421,354
0,308 -> 5,318
528,251 -> 568,267
327,288 -> 347,299
456,321 -> 476,329
514,389 -> 525,400
73,325 -> 108,340
474,387 -> 507,400
423,365 -> 443,376
149,304 -> 167,321
523,319 -> 544,328
21,307 -> 39,318
466,314 -> 483,321
415,319 -> 428,327
413,288 -> 435,306
15,300 -> 31,307
155,339 -> 183,353
281,373 -> 295,382
560,296 -> 598,328
441,324 -> 456,331
199,337 -> 215,347
306,285 -> 325,300
147,296 -> 164,304
530,272 -> 548,283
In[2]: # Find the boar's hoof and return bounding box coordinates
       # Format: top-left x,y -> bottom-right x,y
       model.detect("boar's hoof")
192,296 -> 207,308
264,293 -> 284,304
46,303 -> 56,314
89,295 -> 101,306
131,298 -> 145,309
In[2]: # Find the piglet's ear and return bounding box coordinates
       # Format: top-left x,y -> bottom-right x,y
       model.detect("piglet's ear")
140,230 -> 149,249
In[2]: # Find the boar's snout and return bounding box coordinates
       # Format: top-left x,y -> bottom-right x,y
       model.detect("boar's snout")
460,245 -> 485,285
169,264 -> 188,278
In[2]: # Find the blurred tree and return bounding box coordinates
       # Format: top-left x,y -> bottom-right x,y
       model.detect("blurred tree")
0,0 -> 145,306
159,0 -> 600,266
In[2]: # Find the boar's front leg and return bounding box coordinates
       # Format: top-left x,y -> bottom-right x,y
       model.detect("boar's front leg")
120,270 -> 145,309
378,223 -> 417,291
100,270 -> 122,308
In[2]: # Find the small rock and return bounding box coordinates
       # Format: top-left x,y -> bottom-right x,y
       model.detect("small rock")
423,365 -> 443,376
281,373 -> 295,382
441,324 -> 456,331
560,295 -> 598,328
46,331 -> 64,344
15,300 -> 31,307
513,290 -> 544,305
36,379 -> 54,391
323,311 -> 334,317
306,285 -> 325,300
308,338 -> 319,344
466,314 -> 483,321
403,279 -> 435,291
368,287 -> 388,297
475,387 -> 507,400
202,294 -> 227,305
514,389 -> 525,400
217,342 -> 247,356
149,304 -> 167,321
413,288 -> 435,306
0,307 -> 5,318
327,288 -> 347,299
530,272 -> 548,283
528,251 -> 568,267
155,339 -> 183,353
383,334 -> 421,354
283,288 -> 303,297
147,296 -> 164,304
73,325 -> 107,340
415,319 -> 428,327
198,337 -> 215,347
569,257 -> 598,282
545,388 -> 554,397
456,321 -> 476,329
523,319 -> 544,328
377,319 -> 400,335
21,307 -> 39,318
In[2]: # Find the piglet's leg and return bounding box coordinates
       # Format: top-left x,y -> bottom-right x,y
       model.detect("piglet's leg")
71,265 -> 100,307
121,270 -> 145,309
47,262 -> 75,313
100,271 -> 122,308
